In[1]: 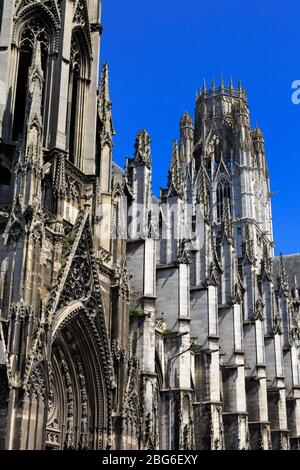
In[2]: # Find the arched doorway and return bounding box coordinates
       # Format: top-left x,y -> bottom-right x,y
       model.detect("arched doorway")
46,304 -> 111,450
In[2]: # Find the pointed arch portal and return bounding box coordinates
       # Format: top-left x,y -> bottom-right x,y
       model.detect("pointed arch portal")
46,303 -> 110,450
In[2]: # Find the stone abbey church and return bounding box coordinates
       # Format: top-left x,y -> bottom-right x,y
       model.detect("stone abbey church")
0,0 -> 300,452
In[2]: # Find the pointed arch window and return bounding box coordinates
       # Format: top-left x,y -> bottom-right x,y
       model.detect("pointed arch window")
66,33 -> 89,168
0,2 -> 3,33
158,211 -> 166,264
0,161 -> 11,205
216,177 -> 231,223
12,17 -> 50,141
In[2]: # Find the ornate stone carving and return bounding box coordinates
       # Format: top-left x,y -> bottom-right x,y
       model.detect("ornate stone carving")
177,238 -> 191,264
72,0 -> 93,78
168,140 -> 183,198
53,154 -> 67,197
14,1 -> 61,51
243,224 -> 255,265
196,162 -> 210,219
58,348 -> 75,449
155,318 -> 166,333
98,63 -> 115,148
232,283 -> 243,305
253,297 -> 265,322
134,130 -> 152,169
114,259 -> 131,301
272,312 -> 283,336
289,325 -> 300,346
58,234 -> 93,308
27,363 -> 47,401
76,359 -> 89,449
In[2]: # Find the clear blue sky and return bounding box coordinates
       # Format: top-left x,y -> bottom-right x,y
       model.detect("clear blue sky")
101,0 -> 300,256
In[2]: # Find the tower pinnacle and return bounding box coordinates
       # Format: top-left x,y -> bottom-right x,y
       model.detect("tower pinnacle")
98,62 -> 115,147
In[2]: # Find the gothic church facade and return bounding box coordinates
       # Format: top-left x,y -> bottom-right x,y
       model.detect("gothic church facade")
0,0 -> 299,450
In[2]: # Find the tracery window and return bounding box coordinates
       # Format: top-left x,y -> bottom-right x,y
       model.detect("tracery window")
12,17 -> 50,141
216,177 -> 231,223
66,33 -> 89,167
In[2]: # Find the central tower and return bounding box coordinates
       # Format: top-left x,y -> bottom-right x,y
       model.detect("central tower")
189,80 -> 285,449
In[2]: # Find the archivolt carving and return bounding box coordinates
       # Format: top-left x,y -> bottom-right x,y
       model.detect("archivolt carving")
57,347 -> 75,449
76,358 -> 89,448
47,376 -> 59,429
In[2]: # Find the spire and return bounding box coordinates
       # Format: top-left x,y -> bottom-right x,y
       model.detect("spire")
203,79 -> 207,94
22,40 -> 44,168
98,62 -> 115,147
207,229 -> 223,286
243,223 -> 255,264
232,257 -> 244,305
29,40 -> 43,83
278,253 -> 289,294
25,40 -> 44,136
261,242 -> 272,280
251,125 -> 264,142
54,153 -> 66,197
168,139 -> 183,198
100,62 -> 110,103
222,198 -> 233,244
272,298 -> 283,335
180,112 -> 193,128
292,275 -> 300,301
197,162 -> 209,219
230,77 -> 233,89
134,129 -> 151,168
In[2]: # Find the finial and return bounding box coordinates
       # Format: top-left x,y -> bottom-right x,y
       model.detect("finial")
294,276 -> 300,300
221,74 -> 224,88
203,79 -> 207,94
172,138 -> 179,153
238,79 -> 242,91
279,252 -> 289,292
212,77 -> 215,90
100,62 -> 110,102
28,39 -> 43,84
134,129 -> 151,168
230,76 -> 233,89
